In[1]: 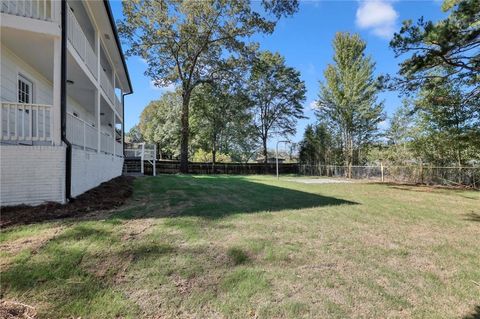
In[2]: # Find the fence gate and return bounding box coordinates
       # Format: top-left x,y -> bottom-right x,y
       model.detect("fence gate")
124,143 -> 156,176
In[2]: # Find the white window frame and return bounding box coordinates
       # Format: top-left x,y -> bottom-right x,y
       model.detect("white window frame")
17,74 -> 34,104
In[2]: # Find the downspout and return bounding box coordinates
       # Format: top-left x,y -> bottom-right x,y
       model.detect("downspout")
61,0 -> 72,201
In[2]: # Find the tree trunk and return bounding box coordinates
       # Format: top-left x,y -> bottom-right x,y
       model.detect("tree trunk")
212,140 -> 217,174
348,137 -> 353,179
180,91 -> 191,173
263,137 -> 268,174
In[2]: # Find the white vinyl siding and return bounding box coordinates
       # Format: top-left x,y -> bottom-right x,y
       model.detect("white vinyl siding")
1,45 -> 52,105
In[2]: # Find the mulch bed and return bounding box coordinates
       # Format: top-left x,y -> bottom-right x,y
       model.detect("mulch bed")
0,176 -> 135,228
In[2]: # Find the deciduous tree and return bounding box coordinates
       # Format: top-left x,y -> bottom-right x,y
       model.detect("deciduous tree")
119,0 -> 298,172
139,91 -> 182,159
191,83 -> 250,170
247,51 -> 306,170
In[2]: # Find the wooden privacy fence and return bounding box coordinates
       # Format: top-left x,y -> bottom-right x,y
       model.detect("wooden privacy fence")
298,164 -> 480,188
124,159 -> 299,175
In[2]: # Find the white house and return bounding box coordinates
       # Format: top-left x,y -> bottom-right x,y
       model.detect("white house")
0,0 -> 133,206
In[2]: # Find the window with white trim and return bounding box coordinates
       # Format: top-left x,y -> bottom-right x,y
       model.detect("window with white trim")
18,75 -> 33,104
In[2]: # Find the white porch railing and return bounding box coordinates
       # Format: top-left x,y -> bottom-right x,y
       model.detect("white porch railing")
1,0 -> 52,21
1,102 -> 52,142
100,69 -> 115,104
115,95 -> 123,118
66,112 -> 97,151
115,141 -> 123,157
67,4 -> 97,79
100,131 -> 114,154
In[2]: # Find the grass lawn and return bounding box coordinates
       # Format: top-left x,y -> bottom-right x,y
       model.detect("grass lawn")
1,175 -> 479,318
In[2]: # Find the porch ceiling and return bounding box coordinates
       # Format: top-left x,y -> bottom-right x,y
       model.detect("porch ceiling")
67,51 -> 95,114
100,95 -> 120,127
1,27 -> 53,82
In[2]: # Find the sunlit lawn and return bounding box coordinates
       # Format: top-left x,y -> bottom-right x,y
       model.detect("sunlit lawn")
1,175 -> 479,318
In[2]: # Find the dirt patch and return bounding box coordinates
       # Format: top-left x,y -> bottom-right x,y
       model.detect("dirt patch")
121,218 -> 157,241
0,226 -> 65,269
82,251 -> 134,284
0,176 -> 135,228
0,300 -> 36,319
287,178 -> 353,184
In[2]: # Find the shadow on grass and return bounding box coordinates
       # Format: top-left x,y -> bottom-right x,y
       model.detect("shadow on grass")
464,306 -> 480,319
112,175 -> 357,220
464,213 -> 480,222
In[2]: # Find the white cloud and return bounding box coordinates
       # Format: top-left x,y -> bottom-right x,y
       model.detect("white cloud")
150,81 -> 176,92
356,0 -> 398,39
308,100 -> 318,110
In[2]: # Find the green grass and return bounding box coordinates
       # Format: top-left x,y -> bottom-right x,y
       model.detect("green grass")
1,175 -> 479,318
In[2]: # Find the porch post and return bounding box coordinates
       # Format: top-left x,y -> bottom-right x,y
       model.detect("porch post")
52,36 -> 62,146
112,111 -> 115,156
96,29 -> 101,153
121,114 -> 124,156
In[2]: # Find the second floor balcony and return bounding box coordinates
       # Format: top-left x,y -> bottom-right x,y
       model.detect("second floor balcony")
66,3 -> 123,119
1,0 -> 55,21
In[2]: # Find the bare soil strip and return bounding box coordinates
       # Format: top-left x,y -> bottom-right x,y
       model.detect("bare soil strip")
0,176 -> 135,228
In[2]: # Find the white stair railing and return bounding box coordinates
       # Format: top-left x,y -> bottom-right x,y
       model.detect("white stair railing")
1,102 -> 52,142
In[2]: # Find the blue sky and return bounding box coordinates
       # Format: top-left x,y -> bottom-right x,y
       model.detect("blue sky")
110,0 -> 446,146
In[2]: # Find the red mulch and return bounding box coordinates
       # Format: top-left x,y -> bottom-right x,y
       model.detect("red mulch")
0,176 -> 135,228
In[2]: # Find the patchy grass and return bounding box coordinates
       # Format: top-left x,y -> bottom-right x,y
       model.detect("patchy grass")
1,175 -> 479,318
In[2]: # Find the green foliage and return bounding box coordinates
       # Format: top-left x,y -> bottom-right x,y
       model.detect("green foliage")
389,0 -> 479,102
316,32 -> 385,169
298,122 -> 339,165
125,125 -> 143,144
192,149 -> 232,163
139,91 -> 182,159
119,0 -> 299,172
191,83 -> 251,164
410,78 -> 480,165
376,86 -> 480,166
248,51 -> 306,164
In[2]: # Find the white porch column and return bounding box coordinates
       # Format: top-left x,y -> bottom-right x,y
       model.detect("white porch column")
121,112 -> 124,156
96,89 -> 100,153
112,112 -> 115,155
96,31 -> 101,153
52,36 -> 62,146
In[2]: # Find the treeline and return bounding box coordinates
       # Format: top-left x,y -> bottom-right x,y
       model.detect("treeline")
127,51 -> 306,171
119,0 -> 303,173
299,0 -> 480,172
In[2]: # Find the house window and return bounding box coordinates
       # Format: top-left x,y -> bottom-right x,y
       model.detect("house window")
18,75 -> 33,104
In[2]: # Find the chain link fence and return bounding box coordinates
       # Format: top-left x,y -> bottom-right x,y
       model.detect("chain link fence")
298,164 -> 480,188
